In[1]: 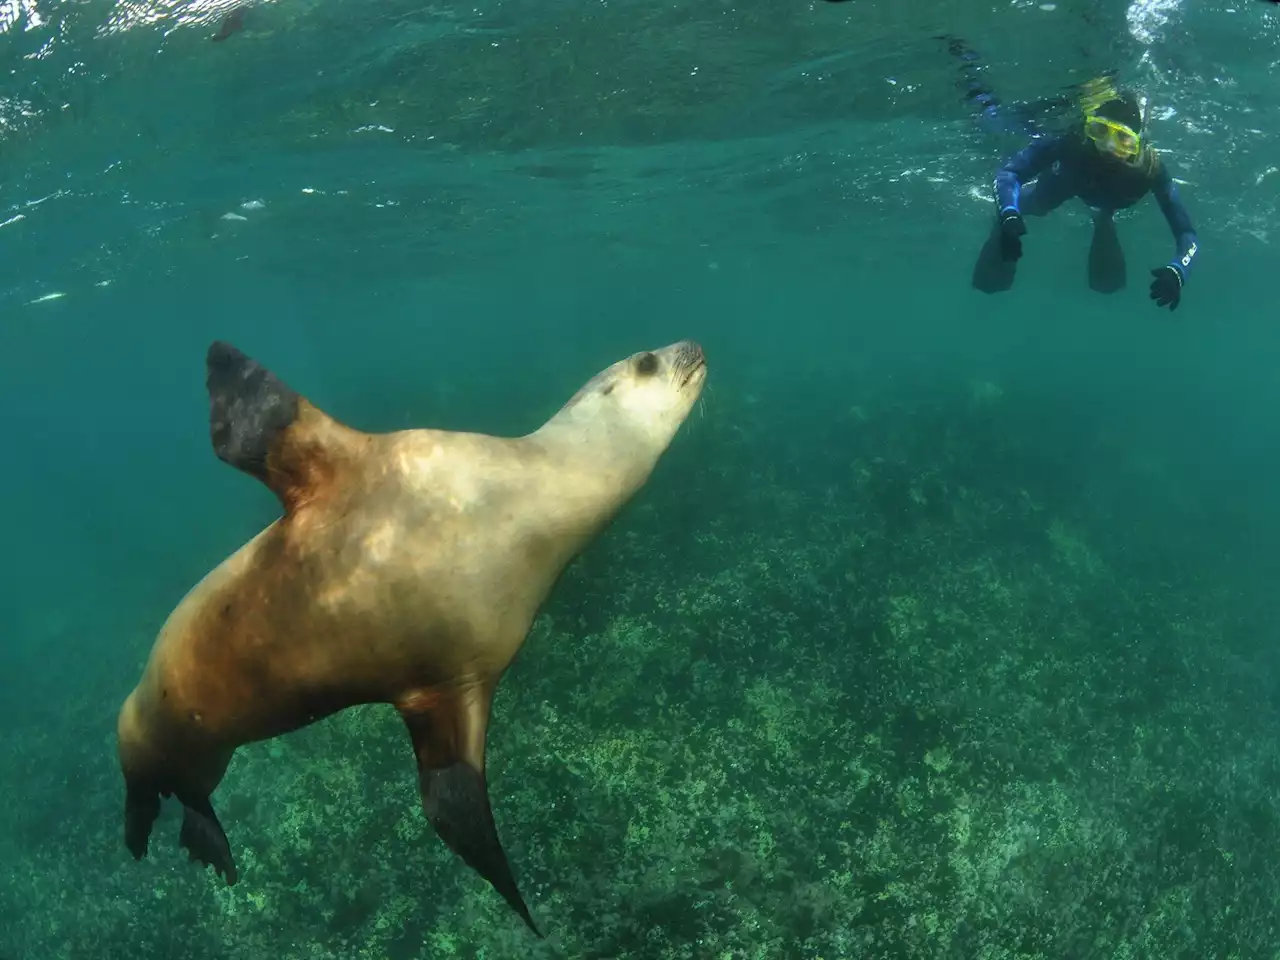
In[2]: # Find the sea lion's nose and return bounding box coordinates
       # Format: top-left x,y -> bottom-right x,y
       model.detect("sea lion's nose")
673,340 -> 705,365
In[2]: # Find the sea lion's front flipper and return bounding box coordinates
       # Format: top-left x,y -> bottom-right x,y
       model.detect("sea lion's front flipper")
399,691 -> 541,937
205,341 -> 355,513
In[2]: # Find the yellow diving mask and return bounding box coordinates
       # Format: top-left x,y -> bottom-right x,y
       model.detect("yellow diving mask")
1084,114 -> 1141,161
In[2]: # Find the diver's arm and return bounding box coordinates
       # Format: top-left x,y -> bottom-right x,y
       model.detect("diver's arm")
994,135 -> 1065,215
1151,160 -> 1199,282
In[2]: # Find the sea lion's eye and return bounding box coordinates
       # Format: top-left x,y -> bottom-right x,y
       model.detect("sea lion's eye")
635,352 -> 658,376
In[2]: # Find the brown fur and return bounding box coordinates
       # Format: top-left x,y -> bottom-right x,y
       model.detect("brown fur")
116,339 -> 707,935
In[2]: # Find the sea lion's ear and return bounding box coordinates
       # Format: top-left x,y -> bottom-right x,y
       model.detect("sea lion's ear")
399,695 -> 542,937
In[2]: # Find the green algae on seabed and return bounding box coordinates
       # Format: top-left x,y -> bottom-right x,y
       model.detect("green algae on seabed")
2,374 -> 1278,959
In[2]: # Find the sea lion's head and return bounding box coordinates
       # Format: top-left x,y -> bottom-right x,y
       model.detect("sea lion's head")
550,339 -> 707,451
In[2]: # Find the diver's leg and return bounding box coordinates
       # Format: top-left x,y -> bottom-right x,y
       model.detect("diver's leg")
1087,208 -> 1127,293
941,35 -> 1043,138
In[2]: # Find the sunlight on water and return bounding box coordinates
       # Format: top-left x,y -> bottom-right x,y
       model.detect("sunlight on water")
1126,0 -> 1185,44
2,1 -> 1280,958
0,0 -> 42,32
98,0 -> 246,36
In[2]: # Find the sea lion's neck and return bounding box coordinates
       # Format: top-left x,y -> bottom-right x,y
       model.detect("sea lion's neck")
521,412 -> 658,535
533,406 -> 656,472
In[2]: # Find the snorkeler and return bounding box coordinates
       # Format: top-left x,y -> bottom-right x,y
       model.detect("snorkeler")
943,40 -> 1199,312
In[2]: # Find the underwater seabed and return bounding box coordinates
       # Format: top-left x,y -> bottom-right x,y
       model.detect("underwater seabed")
2,362 -> 1277,959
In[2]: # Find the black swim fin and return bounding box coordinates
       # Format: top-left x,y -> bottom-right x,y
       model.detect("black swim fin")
972,221 -> 1018,293
1088,213 -> 1127,293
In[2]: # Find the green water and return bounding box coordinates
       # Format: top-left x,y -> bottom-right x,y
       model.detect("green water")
1,0 -> 1279,957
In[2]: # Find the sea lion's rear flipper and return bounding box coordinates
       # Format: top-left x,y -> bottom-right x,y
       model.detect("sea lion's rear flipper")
123,776 -> 162,860
177,793 -> 239,885
205,341 -> 353,513
399,694 -> 541,937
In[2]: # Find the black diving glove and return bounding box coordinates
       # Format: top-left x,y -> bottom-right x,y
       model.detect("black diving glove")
1149,265 -> 1183,311
998,210 -> 1027,262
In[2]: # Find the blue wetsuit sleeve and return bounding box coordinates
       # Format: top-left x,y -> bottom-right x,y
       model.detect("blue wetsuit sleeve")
995,136 -> 1064,215
1151,159 -> 1199,282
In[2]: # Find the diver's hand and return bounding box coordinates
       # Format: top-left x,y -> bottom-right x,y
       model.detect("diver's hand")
998,211 -> 1027,262
1149,265 -> 1183,311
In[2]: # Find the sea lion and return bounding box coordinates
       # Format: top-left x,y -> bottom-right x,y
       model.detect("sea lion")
115,337 -> 708,935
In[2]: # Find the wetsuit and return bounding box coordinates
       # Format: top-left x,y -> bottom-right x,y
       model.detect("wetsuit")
972,130 -> 1200,307
995,133 -> 1200,283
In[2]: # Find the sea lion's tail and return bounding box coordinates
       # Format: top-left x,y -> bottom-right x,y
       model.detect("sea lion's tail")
205,341 -> 361,513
